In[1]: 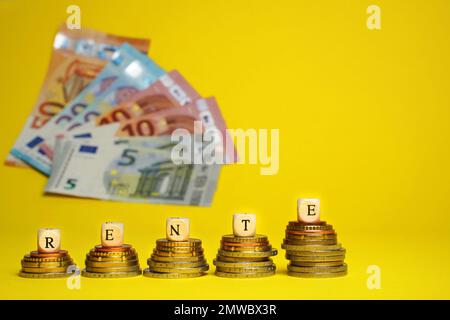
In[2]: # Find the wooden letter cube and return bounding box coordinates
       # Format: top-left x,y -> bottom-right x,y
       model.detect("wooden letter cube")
101,222 -> 124,247
37,228 -> 61,253
233,213 -> 256,237
166,218 -> 189,241
297,198 -> 321,223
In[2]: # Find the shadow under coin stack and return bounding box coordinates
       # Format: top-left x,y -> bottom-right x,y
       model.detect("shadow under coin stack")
214,214 -> 277,278
282,199 -> 347,278
144,218 -> 209,279
19,228 -> 77,278
82,222 -> 141,278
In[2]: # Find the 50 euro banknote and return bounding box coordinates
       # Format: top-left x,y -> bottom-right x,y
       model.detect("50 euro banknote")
46,137 -> 221,206
7,25 -> 150,168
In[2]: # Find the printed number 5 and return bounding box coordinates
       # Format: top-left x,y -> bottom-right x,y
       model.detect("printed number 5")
118,149 -> 138,166
64,178 -> 78,190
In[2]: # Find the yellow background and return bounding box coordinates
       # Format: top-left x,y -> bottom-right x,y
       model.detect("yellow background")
1,0 -> 449,299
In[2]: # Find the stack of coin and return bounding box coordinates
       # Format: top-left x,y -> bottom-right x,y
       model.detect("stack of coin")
20,250 -> 76,278
144,238 -> 209,279
82,244 -> 141,278
214,234 -> 277,278
82,222 -> 141,278
282,199 -> 347,278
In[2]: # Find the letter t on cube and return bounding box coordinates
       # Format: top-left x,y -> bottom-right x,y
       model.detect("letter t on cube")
297,198 -> 321,223
101,222 -> 124,247
233,213 -> 256,237
38,228 -> 61,253
166,218 -> 190,241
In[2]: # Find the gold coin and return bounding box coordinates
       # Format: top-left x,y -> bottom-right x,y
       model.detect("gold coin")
215,265 -> 275,273
215,255 -> 269,263
283,239 -> 337,246
148,260 -> 207,268
85,259 -> 139,268
19,271 -> 72,278
288,263 -> 347,273
287,269 -> 347,278
287,223 -> 333,231
89,248 -> 136,258
288,220 -> 327,226
213,259 -> 274,268
220,245 -> 273,252
285,248 -> 346,257
81,270 -> 141,278
221,241 -> 270,247
281,243 -> 342,251
215,270 -> 275,278
221,234 -> 268,243
149,264 -> 209,274
21,266 -> 72,273
85,265 -> 141,273
155,246 -> 204,253
21,259 -> 74,268
217,249 -> 277,258
22,254 -> 72,263
156,238 -> 202,247
94,244 -> 132,252
150,254 -> 206,263
143,269 -> 207,279
153,249 -> 204,257
286,254 -> 346,262
85,254 -> 137,262
289,261 -> 345,267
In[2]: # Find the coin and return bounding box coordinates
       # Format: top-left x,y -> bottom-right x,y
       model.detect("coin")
155,246 -> 204,253
215,255 -> 269,263
286,229 -> 336,235
152,249 -> 204,257
217,249 -> 277,258
94,244 -> 132,252
286,254 -> 346,262
215,265 -> 275,273
221,241 -> 270,247
85,259 -> 139,268
287,270 -> 347,278
148,260 -> 207,268
86,254 -> 137,262
19,271 -> 73,279
281,243 -> 342,251
30,250 -> 67,258
143,269 -> 207,279
21,259 -> 73,268
288,220 -> 328,226
156,239 -> 202,247
22,254 -> 72,263
220,245 -> 273,252
81,270 -> 141,278
285,248 -> 346,257
289,261 -> 344,267
89,248 -> 136,257
288,264 -> 347,273
150,254 -> 206,262
287,223 -> 333,231
21,266 -> 71,273
215,270 -> 275,278
149,265 -> 209,274
213,259 -> 274,268
284,232 -> 337,240
85,265 -> 141,273
283,239 -> 337,246
221,234 -> 268,243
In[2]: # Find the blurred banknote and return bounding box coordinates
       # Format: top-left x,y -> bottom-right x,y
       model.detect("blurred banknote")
46,137 -> 221,206
7,25 -> 150,168
14,43 -> 163,175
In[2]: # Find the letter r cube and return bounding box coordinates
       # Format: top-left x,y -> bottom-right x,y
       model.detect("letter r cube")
37,228 -> 61,253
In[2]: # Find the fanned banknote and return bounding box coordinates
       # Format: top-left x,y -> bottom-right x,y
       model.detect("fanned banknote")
46,137 -> 221,206
14,43 -> 164,175
7,25 -> 150,168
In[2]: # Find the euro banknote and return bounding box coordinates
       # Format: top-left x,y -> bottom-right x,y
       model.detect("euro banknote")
13,43 -> 163,175
7,25 -> 150,168
46,137 -> 221,206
